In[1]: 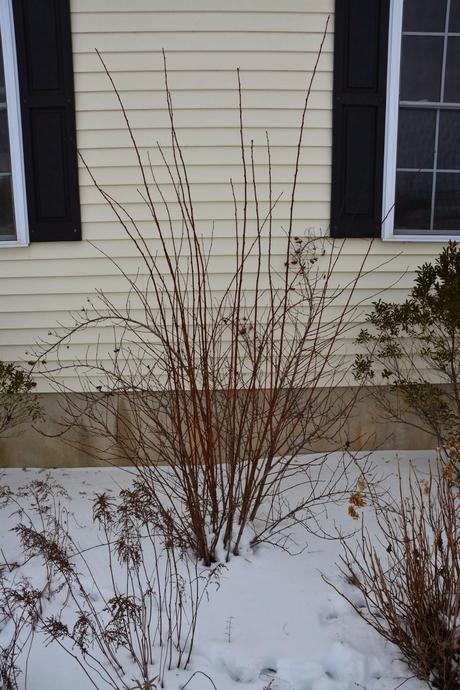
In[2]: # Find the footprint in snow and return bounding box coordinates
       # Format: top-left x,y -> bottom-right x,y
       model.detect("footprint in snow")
259,668 -> 293,690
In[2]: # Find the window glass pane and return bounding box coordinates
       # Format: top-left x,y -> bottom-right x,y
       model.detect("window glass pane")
0,110 -> 11,173
434,173 -> 460,230
0,39 -> 4,102
395,1 -> 460,235
438,111 -> 460,170
444,38 -> 460,103
403,0 -> 447,32
397,109 -> 436,168
0,29 -> 15,239
400,36 -> 444,102
395,171 -> 433,230
450,0 -> 460,32
0,175 -> 15,238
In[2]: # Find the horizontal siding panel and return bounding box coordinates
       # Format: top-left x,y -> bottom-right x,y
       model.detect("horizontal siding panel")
75,90 -> 332,111
77,166 -> 331,186
72,12 -> 333,34
0,310 -> 83,326
0,287 -> 418,314
0,272 -> 422,297
76,127 -> 333,148
72,32 -> 332,53
78,184 -> 331,204
78,146 -> 332,167
74,54 -> 334,75
10,365 -> 359,388
73,71 -> 333,95
0,308 -> 372,337
2,335 -> 367,359
0,290 -> 416,328
72,1 -> 334,13
0,238 -> 447,262
79,201 -> 330,222
29,369 -> 362,393
80,220 -> 329,241
75,109 -> 332,130
0,255 -> 326,279
0,347 -> 387,369
0,313 -> 385,347
0,252 -> 429,278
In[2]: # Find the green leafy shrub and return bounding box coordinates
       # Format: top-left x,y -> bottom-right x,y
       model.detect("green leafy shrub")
354,241 -> 460,443
0,362 -> 42,437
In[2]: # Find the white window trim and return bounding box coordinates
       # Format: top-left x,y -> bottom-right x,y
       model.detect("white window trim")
382,0 -> 460,242
0,0 -> 28,247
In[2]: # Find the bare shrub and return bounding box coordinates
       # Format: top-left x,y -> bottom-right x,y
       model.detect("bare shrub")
327,461 -> 460,690
34,29 -> 379,565
0,478 -> 221,690
0,362 -> 42,437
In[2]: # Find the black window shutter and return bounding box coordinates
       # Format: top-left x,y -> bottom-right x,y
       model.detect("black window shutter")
12,0 -> 81,242
331,0 -> 390,238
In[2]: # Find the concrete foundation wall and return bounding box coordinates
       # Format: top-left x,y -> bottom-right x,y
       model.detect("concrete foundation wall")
0,388 -> 436,468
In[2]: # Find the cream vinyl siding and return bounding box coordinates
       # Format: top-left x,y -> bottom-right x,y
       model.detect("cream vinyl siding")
0,0 -> 447,389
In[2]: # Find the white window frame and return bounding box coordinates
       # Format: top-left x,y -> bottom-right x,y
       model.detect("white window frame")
382,0 -> 460,242
0,0 -> 28,247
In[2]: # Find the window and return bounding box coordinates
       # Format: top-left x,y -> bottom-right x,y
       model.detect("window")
0,0 -> 81,245
383,0 -> 460,240
0,0 -> 28,245
331,0 -> 460,241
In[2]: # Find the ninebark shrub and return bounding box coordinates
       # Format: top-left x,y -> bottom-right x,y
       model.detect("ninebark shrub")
37,30 -> 375,565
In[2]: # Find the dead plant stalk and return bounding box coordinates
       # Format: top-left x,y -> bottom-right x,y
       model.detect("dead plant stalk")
327,462 -> 460,690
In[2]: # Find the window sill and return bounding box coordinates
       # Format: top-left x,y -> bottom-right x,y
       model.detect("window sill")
0,238 -> 29,248
382,232 -> 460,242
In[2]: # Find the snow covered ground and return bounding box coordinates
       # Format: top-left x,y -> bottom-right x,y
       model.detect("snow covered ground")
0,451 -> 434,690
